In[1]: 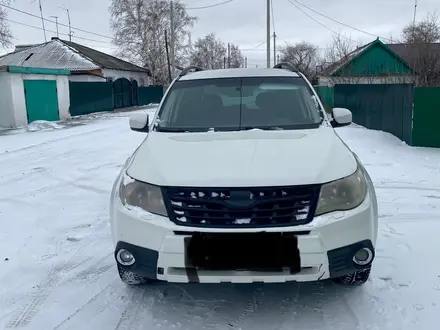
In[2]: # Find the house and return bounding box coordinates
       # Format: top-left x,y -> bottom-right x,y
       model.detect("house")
0,39 -> 162,128
0,37 -> 151,86
317,38 -> 440,87
317,38 -> 415,86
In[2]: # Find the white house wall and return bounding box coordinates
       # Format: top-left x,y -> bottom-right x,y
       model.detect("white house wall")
69,75 -> 107,83
318,75 -> 415,86
103,69 -> 150,86
9,73 -> 71,127
0,72 -> 15,128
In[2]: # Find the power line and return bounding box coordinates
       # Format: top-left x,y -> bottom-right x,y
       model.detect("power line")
287,0 -> 345,38
4,18 -> 111,44
287,0 -> 393,42
5,17 -> 272,54
251,40 -> 267,49
0,3 -> 113,40
186,0 -> 234,10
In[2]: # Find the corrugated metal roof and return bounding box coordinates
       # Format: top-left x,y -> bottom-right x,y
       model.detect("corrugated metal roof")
0,39 -> 150,74
61,40 -> 149,73
387,43 -> 440,71
0,40 -> 100,71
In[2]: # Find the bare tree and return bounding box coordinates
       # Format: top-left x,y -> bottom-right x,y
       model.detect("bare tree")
189,33 -> 226,70
278,41 -> 319,78
0,0 -> 12,49
401,12 -> 440,86
402,12 -> 440,44
229,44 -> 244,68
110,0 -> 197,85
324,33 -> 357,65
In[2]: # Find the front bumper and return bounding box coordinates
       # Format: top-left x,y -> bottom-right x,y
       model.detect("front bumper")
110,193 -> 378,284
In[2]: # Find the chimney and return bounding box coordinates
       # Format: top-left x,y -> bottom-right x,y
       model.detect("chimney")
14,44 -> 39,52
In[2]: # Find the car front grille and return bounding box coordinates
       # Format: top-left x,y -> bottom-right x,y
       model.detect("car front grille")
162,185 -> 321,228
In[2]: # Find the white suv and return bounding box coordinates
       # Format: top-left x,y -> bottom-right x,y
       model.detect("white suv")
109,63 -> 378,286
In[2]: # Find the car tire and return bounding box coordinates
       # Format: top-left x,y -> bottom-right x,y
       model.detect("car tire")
332,265 -> 371,285
117,264 -> 150,285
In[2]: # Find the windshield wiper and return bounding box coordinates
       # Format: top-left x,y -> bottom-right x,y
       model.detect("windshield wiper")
240,126 -> 283,131
155,126 -> 187,132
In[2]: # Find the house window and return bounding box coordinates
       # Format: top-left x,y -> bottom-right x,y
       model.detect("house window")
140,78 -> 145,86
106,77 -> 114,82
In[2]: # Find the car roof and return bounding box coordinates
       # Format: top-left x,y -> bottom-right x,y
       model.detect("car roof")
178,68 -> 301,81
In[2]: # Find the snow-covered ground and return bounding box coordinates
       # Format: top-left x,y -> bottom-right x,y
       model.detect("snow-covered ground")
1,112 -> 439,330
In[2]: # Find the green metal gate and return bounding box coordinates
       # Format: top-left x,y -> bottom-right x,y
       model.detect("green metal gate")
334,84 -> 414,144
113,78 -> 132,109
412,87 -> 440,148
23,80 -> 59,123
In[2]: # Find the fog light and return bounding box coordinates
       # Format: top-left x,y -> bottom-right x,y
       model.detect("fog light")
353,247 -> 373,266
116,249 -> 135,266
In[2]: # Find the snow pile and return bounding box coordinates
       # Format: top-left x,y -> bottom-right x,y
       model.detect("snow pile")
27,120 -> 65,132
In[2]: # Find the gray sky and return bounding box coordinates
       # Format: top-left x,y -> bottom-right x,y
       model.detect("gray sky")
1,0 -> 439,67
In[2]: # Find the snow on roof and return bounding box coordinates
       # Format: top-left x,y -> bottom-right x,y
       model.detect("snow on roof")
0,40 -> 99,71
0,39 -> 150,74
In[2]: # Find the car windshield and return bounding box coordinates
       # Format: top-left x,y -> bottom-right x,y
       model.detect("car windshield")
155,76 -> 324,132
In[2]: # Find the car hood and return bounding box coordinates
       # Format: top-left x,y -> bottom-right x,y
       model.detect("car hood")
127,127 -> 357,187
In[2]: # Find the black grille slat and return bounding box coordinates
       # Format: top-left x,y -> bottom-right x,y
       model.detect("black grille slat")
163,185 -> 320,228
171,203 -> 310,214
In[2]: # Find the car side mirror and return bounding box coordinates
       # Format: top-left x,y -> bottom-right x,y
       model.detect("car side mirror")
129,112 -> 150,133
331,108 -> 352,128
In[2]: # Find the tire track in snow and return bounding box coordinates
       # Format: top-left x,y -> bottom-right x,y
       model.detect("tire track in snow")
0,127 -> 111,157
6,219 -> 108,328
225,285 -> 265,329
114,286 -> 162,330
375,184 -> 440,193
5,260 -> 90,329
60,253 -> 114,285
51,281 -> 116,330
318,282 -> 361,330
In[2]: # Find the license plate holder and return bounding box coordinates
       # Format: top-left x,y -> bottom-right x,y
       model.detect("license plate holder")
185,232 -> 301,273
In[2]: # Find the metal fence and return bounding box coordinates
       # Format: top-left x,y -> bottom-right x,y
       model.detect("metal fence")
314,86 -> 334,113
69,82 -> 113,116
334,84 -> 414,145
69,82 -> 164,117
139,86 -> 164,106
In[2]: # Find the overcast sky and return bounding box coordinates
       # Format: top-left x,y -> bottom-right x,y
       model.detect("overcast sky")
1,0 -> 438,67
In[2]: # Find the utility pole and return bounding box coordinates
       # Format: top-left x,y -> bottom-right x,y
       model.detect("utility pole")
273,32 -> 276,66
50,16 -> 59,38
170,1 -> 175,78
413,0 -> 418,25
38,0 -> 47,41
245,57 -> 247,68
58,5 -> 72,41
227,43 -> 231,68
165,30 -> 172,83
67,8 -> 72,41
266,0 -> 271,68
224,57 -> 226,69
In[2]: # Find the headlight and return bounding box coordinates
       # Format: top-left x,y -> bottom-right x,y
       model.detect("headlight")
315,166 -> 368,216
119,172 -> 167,217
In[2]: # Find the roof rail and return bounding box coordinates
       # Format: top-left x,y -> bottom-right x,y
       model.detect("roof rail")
273,62 -> 299,73
178,65 -> 204,77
